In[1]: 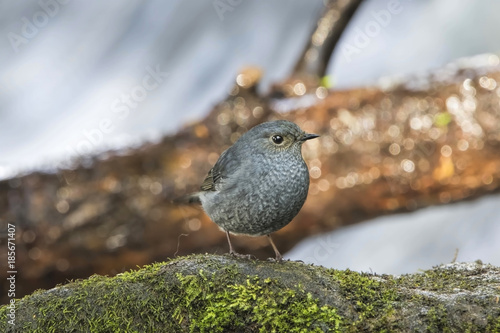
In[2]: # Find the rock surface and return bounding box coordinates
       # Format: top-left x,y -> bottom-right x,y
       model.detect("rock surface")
1,255 -> 499,332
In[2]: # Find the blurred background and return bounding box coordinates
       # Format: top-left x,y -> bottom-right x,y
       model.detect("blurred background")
2,0 -> 500,177
1,0 -> 500,303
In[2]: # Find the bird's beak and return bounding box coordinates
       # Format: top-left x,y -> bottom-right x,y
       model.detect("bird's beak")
300,133 -> 320,142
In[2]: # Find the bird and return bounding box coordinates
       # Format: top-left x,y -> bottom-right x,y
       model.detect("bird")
177,120 -> 318,261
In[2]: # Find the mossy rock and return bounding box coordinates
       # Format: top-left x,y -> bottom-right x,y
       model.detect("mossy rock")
1,254 -> 499,332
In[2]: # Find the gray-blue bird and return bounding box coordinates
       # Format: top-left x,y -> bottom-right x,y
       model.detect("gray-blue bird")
183,120 -> 318,261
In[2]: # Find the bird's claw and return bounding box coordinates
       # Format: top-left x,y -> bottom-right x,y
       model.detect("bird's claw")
228,252 -> 254,260
266,256 -> 284,263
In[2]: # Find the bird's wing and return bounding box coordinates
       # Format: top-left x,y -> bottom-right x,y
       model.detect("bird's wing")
200,168 -> 217,191
200,148 -> 232,192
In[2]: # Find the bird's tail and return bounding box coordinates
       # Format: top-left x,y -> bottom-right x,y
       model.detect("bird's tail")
172,192 -> 201,205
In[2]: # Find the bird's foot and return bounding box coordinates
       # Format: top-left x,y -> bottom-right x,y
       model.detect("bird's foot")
227,251 -> 254,260
266,255 -> 284,263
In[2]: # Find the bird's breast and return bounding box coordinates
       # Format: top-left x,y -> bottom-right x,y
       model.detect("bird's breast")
201,152 -> 311,235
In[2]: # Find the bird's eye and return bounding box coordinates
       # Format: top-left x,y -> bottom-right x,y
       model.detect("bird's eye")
272,135 -> 284,144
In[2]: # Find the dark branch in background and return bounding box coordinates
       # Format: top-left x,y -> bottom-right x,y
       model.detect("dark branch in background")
293,0 -> 364,80
269,0 -> 363,99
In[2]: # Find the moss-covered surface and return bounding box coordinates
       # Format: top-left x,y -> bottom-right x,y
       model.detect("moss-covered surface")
1,255 -> 499,332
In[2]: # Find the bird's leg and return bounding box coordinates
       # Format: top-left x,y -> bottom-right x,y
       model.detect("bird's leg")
267,234 -> 283,262
225,230 -> 252,259
226,230 -> 237,255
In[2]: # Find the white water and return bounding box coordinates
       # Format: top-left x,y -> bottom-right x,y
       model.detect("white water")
286,193 -> 500,274
1,0 -> 500,178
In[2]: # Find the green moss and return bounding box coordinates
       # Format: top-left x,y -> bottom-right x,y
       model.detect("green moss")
15,262 -> 172,332
173,271 -> 342,332
395,263 -> 488,292
0,256 -> 343,332
0,255 -> 498,332
426,304 -> 450,333
487,313 -> 500,333
329,269 -> 398,331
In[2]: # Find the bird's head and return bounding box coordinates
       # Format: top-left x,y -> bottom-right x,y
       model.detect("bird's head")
241,120 -> 319,154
